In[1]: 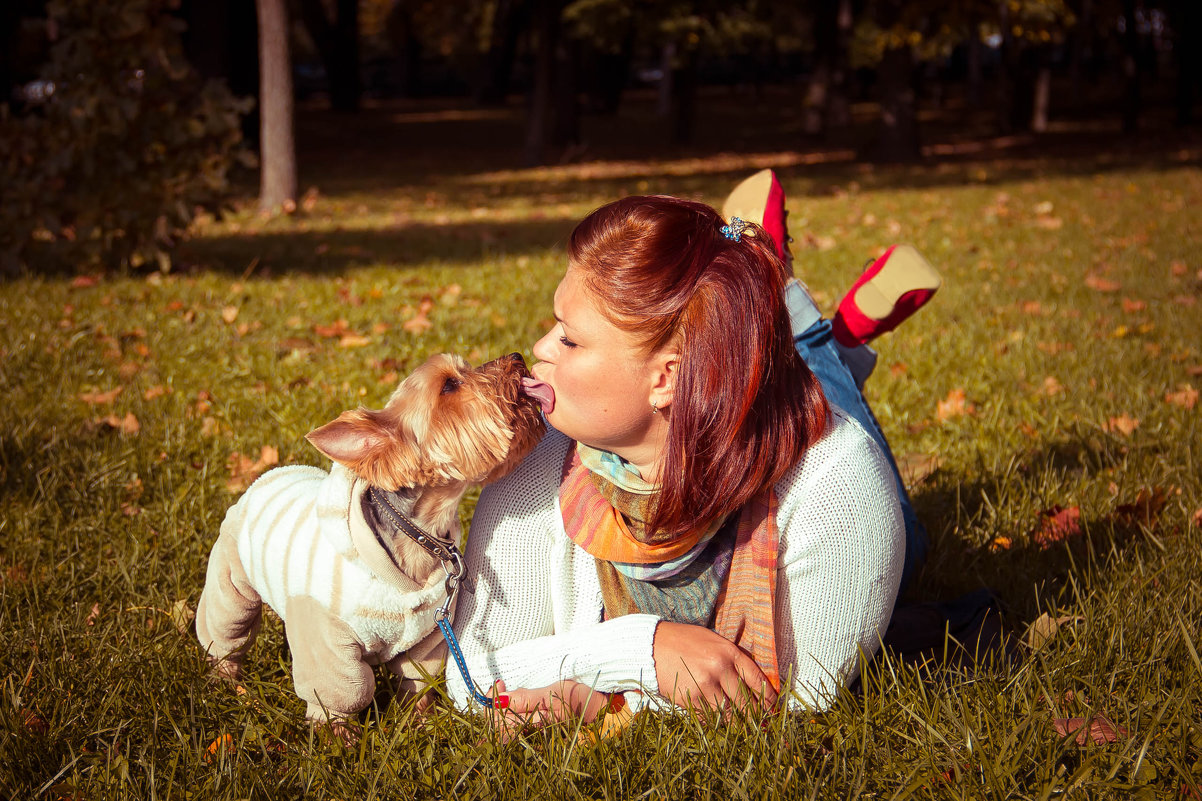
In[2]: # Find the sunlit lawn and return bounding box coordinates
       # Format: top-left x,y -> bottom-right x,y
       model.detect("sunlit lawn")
2,91 -> 1201,798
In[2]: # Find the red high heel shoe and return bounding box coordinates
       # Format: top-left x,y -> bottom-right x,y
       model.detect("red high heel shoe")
830,244 -> 941,347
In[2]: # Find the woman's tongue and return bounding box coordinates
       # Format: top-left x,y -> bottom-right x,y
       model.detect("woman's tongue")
520,377 -> 555,415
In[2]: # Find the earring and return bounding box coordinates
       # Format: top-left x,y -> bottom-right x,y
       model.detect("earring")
651,401 -> 658,415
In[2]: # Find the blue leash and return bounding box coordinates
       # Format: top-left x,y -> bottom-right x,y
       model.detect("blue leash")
436,615 -> 500,708
433,551 -> 505,709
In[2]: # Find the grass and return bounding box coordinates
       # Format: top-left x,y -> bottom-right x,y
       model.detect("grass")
2,90 -> 1201,798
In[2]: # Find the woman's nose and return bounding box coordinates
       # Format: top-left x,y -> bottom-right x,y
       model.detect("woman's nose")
532,327 -> 555,362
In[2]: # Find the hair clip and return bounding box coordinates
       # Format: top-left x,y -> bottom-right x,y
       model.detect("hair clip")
720,217 -> 747,243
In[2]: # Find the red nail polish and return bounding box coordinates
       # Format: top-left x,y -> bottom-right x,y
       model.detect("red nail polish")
494,694 -> 510,710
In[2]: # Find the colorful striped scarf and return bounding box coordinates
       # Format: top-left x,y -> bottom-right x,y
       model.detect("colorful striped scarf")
560,445 -> 781,690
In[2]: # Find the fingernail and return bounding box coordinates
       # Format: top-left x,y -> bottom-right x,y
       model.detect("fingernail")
494,694 -> 510,710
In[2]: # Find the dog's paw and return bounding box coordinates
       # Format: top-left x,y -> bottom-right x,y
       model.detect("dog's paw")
313,718 -> 362,748
207,656 -> 243,684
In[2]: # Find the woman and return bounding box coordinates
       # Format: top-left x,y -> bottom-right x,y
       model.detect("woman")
448,194 -> 907,721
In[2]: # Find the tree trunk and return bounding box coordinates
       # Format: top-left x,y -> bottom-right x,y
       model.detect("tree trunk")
551,33 -> 580,150
869,44 -> 920,161
386,1 -> 421,98
524,0 -> 559,165
1068,0 -> 1093,103
297,0 -> 360,112
966,10 -> 983,108
1031,49 -> 1051,132
995,0 -> 1014,134
1121,0 -> 1141,133
256,0 -> 296,212
1173,0 -> 1201,124
657,42 -> 675,117
803,0 -> 852,137
475,0 -> 527,105
670,49 -> 698,145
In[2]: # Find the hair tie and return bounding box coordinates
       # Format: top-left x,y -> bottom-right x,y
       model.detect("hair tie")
720,217 -> 747,243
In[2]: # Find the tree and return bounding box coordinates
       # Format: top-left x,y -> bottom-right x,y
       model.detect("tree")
257,0 -> 297,212
297,0 -> 361,111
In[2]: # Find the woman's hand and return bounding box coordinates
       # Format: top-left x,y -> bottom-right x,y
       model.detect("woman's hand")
652,621 -> 777,713
490,680 -> 611,737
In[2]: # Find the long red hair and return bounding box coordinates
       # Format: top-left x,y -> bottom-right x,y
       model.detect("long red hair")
568,195 -> 830,539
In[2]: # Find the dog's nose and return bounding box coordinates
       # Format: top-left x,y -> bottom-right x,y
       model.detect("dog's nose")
507,352 -> 525,367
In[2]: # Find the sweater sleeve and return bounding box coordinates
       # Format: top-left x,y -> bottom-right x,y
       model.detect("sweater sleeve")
446,430 -> 660,710
772,409 -> 905,711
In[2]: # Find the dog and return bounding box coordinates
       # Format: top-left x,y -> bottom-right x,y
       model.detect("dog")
195,352 -> 545,728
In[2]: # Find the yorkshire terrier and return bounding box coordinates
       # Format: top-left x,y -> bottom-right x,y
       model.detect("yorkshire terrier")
195,352 -> 545,730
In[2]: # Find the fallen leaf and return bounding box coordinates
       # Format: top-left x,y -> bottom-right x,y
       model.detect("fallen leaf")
314,319 -> 351,338
1033,505 -> 1082,548
1188,365 -> 1202,377
1121,297 -> 1147,313
889,362 -> 908,377
171,599 -> 194,635
1043,376 -> 1063,396
1105,415 -> 1140,436
99,413 -> 140,435
200,417 -> 221,437
936,388 -> 975,422
204,733 -> 235,763
1191,508 -> 1202,529
301,186 -> 320,212
226,445 -> 279,493
86,603 -> 100,626
1021,300 -> 1043,315
1053,715 -> 1126,746
1026,613 -> 1085,650
1085,274 -> 1122,292
221,306 -> 239,324
70,275 -> 99,289
1114,486 -> 1169,528
1170,260 -> 1187,276
988,536 -> 1012,552
1165,384 -> 1199,410
338,334 -> 371,348
143,384 -> 170,400
897,453 -> 941,488
277,336 -> 316,354
403,313 -> 432,334
80,387 -> 123,405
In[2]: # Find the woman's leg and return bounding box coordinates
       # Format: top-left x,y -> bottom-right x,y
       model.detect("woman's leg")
786,281 -> 927,594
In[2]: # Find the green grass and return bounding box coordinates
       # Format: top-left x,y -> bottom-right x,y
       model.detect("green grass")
2,94 -> 1201,798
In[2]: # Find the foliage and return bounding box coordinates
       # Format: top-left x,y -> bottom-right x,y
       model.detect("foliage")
0,0 -> 253,275
1,97 -> 1201,797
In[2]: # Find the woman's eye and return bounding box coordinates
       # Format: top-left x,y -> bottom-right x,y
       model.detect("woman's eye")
441,377 -> 461,394
559,336 -> 578,349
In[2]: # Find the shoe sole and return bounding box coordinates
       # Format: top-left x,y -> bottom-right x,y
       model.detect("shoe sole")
853,245 -> 942,320
721,168 -> 777,223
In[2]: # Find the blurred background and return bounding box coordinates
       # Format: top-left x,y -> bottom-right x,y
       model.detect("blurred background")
2,0 -> 1199,273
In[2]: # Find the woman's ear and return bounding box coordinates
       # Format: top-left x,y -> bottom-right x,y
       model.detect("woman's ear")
648,350 -> 678,412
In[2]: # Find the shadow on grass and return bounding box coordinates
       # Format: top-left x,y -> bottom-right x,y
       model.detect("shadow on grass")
176,217 -> 580,277
905,425 -> 1154,620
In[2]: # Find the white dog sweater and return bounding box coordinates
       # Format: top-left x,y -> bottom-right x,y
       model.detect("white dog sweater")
221,463 -> 451,664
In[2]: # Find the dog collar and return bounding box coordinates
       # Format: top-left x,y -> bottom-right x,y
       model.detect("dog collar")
367,487 -> 471,596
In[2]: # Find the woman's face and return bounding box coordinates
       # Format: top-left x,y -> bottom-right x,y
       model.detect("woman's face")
530,268 -> 672,469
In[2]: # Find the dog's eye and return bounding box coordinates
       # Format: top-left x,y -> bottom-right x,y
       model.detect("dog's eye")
441,377 -> 461,395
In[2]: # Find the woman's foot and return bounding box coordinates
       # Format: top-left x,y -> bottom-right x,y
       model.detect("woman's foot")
721,168 -> 791,268
830,244 -> 941,347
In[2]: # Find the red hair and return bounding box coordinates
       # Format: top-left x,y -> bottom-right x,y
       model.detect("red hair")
568,195 -> 830,540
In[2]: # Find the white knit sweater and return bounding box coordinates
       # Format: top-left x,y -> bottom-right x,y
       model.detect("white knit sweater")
447,408 -> 905,712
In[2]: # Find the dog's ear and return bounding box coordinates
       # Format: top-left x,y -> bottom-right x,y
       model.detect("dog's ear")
307,408 -> 421,489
